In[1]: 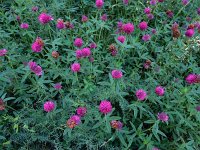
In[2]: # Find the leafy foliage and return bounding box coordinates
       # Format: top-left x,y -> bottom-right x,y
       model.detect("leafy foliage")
0,0 -> 200,150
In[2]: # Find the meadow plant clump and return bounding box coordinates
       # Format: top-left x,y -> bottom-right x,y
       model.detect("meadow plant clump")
0,0 -> 200,149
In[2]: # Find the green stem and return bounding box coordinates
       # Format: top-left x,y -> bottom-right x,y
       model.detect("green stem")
5,55 -> 13,68
5,105 -> 16,111
48,24 -> 52,40
75,72 -> 79,82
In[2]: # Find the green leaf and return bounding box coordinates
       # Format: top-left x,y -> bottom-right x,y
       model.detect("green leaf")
3,97 -> 15,102
105,115 -> 111,133
21,71 -> 31,83
0,135 -> 6,140
109,73 -> 114,84
92,121 -> 102,129
152,121 -> 160,142
117,132 -> 127,147
133,106 -> 138,118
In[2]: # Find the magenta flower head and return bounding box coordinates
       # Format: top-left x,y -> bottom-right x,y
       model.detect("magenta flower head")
185,74 -> 197,84
166,10 -> 174,18
28,61 -> 43,76
74,38 -> 83,48
110,120 -> 123,130
75,49 -> 83,59
70,23 -> 74,29
117,21 -> 123,29
56,19 -> 65,29
172,22 -> 179,29
150,0 -> 157,5
67,115 -> 81,128
182,0 -> 189,5
122,23 -> 134,34
99,100 -> 112,114
90,42 -> 97,49
70,115 -> 81,124
152,29 -> 157,34
0,99 -> 5,111
185,29 -> 195,37
144,7 -> 151,14
96,0 -> 104,9
136,89 -> 147,101
147,14 -> 154,20
186,16 -> 192,22
52,51 -> 59,58
198,25 -> 200,30
143,60 -> 151,69
198,8 -> 200,15
89,56 -> 94,62
157,112 -> 169,122
155,86 -> 165,96
111,70 -> 123,79
196,106 -> 200,112
0,49 -> 7,56
16,16 -> 20,22
65,21 -> 74,29
71,62 -> 81,72
54,83 -> 62,90
139,21 -> 148,31
123,0 -> 129,5
111,50 -> 118,56
143,64 -> 149,69
194,22 -> 200,28
158,0 -> 164,2
117,35 -> 126,43
38,12 -> 53,24
82,47 -> 91,57
31,37 -> 44,53
32,6 -> 38,12
142,34 -> 151,41
43,101 -> 55,112
76,107 -> 87,117
20,23 -> 29,29
81,15 -> 88,22
101,14 -> 108,21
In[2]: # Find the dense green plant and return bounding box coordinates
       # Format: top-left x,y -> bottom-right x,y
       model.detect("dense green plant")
0,0 -> 200,149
